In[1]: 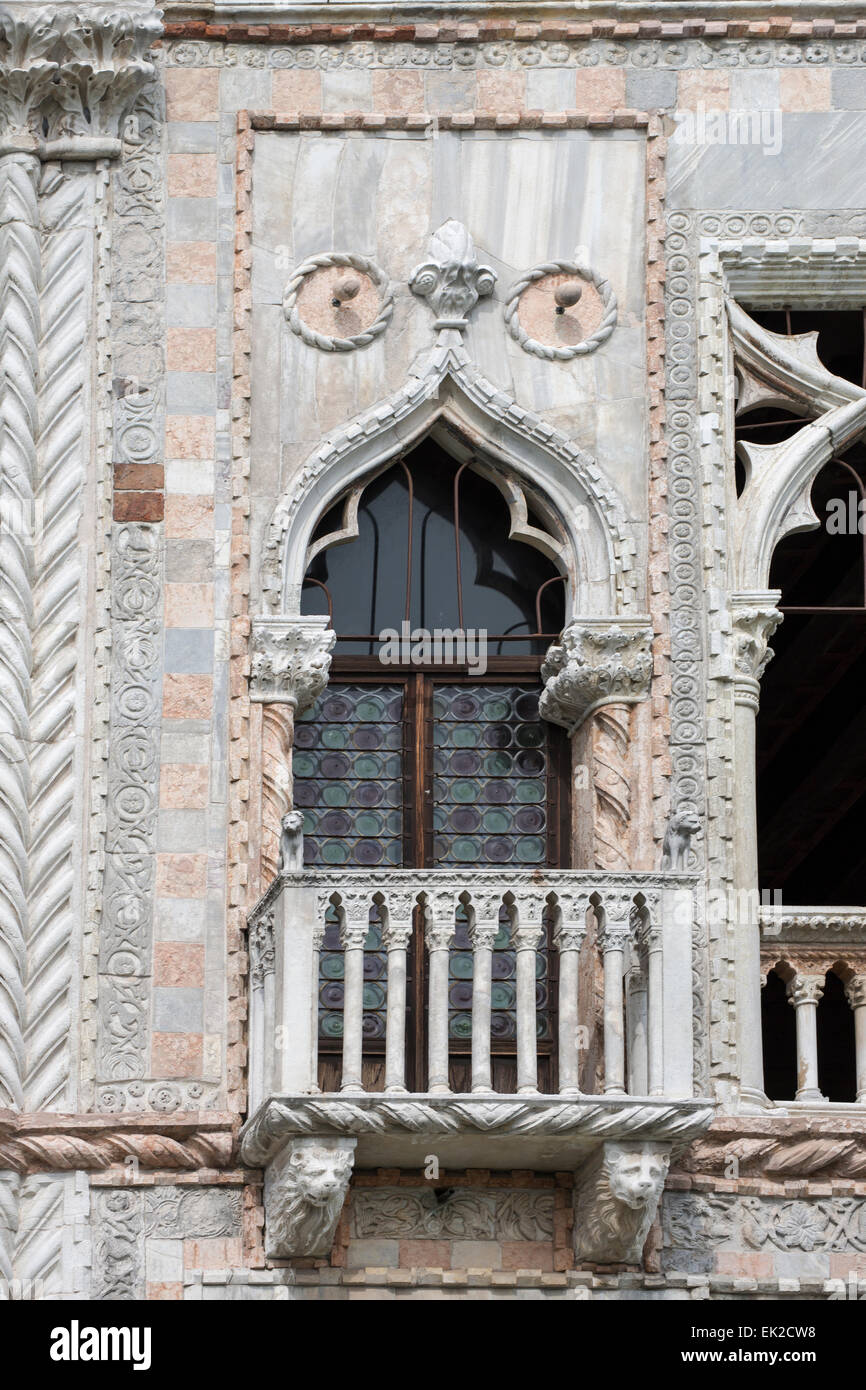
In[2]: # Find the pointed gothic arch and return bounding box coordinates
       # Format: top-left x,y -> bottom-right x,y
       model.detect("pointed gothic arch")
260,360 -> 639,625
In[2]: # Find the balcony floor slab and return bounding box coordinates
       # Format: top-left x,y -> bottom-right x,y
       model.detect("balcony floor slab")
240,1093 -> 716,1171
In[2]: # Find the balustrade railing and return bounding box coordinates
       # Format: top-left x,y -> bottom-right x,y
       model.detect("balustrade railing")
247,870 -> 698,1114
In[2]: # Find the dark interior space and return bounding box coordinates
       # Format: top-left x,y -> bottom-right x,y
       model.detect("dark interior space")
817,969 -> 857,1103
761,968 -> 798,1101
303,437 -> 566,655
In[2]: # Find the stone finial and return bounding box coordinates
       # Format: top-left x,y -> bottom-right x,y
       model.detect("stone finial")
250,615 -> 335,711
409,219 -> 497,332
539,618 -> 653,734
575,1140 -> 671,1265
263,1136 -> 356,1259
0,5 -> 162,153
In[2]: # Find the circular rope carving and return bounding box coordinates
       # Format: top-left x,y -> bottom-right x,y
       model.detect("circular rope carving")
504,260 -> 618,361
283,251 -> 394,353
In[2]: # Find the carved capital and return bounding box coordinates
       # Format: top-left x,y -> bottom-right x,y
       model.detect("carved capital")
381,919 -> 413,953
540,618 -> 653,734
468,921 -> 500,951
423,890 -> 457,952
845,976 -> 866,1011
337,892 -> 372,950
731,593 -> 783,710
575,1140 -> 671,1265
264,1136 -> 356,1259
250,615 -> 335,711
596,891 -> 637,953
0,6 -> 162,154
410,219 -> 496,332
553,891 -> 590,954
786,974 -> 825,1008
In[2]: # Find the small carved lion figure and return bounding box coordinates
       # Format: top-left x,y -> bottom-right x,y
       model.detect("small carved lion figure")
278,809 -> 305,872
266,1142 -> 354,1259
576,1141 -> 671,1265
660,810 -> 701,871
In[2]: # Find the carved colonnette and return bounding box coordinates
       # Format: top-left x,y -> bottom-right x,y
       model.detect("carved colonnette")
0,7 -> 162,1119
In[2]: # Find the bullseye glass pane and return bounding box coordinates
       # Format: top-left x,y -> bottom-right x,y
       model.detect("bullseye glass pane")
298,684 -> 402,1044
436,684 -> 553,1046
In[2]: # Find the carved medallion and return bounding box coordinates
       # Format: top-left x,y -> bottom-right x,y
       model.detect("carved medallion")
283,251 -> 393,352
504,252 -> 617,360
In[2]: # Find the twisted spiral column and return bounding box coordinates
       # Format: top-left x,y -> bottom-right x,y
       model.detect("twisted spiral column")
0,152 -> 40,1112
591,703 -> 631,872
261,703 -> 295,883
26,162 -> 88,1110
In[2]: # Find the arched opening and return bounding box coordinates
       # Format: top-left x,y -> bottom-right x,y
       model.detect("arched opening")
817,968 -> 857,1103
296,434 -> 570,1093
761,967 -> 797,1102
738,308 -> 866,905
301,436 -> 566,655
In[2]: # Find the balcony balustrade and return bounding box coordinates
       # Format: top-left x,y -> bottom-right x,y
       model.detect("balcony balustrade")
241,869 -> 714,1259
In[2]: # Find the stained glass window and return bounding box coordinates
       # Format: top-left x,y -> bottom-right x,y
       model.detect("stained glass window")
295,685 -> 402,1055
294,684 -> 404,869
432,685 -> 548,868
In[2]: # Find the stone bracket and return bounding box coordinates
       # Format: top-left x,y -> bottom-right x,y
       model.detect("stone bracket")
263,1136 -> 356,1260
539,617 -> 653,734
574,1139 -> 671,1265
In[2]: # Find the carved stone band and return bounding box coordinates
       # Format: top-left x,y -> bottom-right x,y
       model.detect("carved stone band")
283,251 -> 394,353
250,615 -> 335,711
504,256 -> 618,361
240,1094 -> 715,1168
0,1111 -> 237,1173
539,618 -> 654,734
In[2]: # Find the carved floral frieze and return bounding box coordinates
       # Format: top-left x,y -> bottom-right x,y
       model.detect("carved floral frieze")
351,1187 -> 555,1242
664,1192 -> 866,1255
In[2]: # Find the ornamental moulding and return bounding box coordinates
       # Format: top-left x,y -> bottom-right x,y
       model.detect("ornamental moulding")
504,250 -> 618,361
260,348 -> 636,621
0,1109 -> 238,1173
249,614 -> 335,710
539,618 -> 653,734
240,1094 -> 715,1169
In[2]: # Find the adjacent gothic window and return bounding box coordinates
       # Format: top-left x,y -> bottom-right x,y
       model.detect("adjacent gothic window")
296,438 -> 569,1092
737,308 -> 866,905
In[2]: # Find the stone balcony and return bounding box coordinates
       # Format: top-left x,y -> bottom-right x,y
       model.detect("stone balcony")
241,870 -> 714,1263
